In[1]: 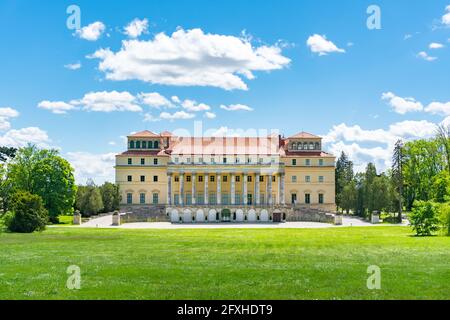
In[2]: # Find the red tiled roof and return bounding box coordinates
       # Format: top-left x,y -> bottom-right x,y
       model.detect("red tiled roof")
160,131 -> 173,137
118,150 -> 169,157
170,136 -> 280,155
128,130 -> 160,138
288,132 -> 321,139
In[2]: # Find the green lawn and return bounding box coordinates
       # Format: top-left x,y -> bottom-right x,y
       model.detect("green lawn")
0,226 -> 449,300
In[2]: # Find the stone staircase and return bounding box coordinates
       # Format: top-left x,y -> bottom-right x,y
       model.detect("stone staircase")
120,205 -> 169,223
289,205 -> 334,223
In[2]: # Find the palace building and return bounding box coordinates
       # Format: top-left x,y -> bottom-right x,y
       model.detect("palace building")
115,130 -> 336,223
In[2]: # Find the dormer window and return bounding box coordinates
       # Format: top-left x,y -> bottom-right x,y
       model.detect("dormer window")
129,141 -> 135,149
292,143 -> 297,150
154,141 -> 159,149
142,141 -> 147,149
136,141 -> 141,149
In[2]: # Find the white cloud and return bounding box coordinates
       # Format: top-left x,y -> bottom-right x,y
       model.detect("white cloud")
66,152 -> 116,184
0,107 -> 20,131
108,141 -> 116,146
417,51 -> 437,61
171,96 -> 181,104
90,28 -> 290,90
220,104 -> 253,112
38,100 -> 77,114
429,42 -> 444,49
71,91 -> 142,112
138,92 -> 173,108
181,99 -> 210,112
159,111 -> 195,120
306,34 -> 345,56
143,113 -> 161,122
404,34 -> 413,40
75,21 -> 106,41
0,127 -> 50,148
323,120 -> 438,172
425,101 -> 450,116
124,18 -> 149,38
381,92 -> 423,114
442,5 -> 450,25
64,62 -> 81,70
204,112 -> 216,119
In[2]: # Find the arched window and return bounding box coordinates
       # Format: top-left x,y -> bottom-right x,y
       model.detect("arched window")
136,141 -> 141,149
148,141 -> 153,149
309,142 -> 314,150
142,141 -> 147,149
154,141 -> 159,149
292,143 -> 297,150
129,140 -> 135,149
315,142 -> 320,150
298,143 -> 303,150
303,142 -> 308,150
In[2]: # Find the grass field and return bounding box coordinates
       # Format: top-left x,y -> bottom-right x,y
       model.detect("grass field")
0,226 -> 449,300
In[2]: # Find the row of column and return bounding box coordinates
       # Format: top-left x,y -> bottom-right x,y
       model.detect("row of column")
167,173 -> 286,206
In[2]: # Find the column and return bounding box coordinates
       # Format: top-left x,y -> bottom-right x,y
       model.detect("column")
167,173 -> 173,205
243,174 -> 248,205
231,174 -> 235,205
280,173 -> 285,205
179,173 -> 184,206
217,174 -> 221,205
204,173 -> 209,205
255,173 -> 260,205
192,173 -> 196,205
268,175 -> 273,206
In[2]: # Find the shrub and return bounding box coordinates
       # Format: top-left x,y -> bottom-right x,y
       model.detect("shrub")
409,201 -> 439,236
6,191 -> 48,233
439,203 -> 450,236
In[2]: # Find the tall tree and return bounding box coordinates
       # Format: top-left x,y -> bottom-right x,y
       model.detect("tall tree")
392,140 -> 404,222
436,124 -> 450,173
335,152 -> 354,212
100,182 -> 121,213
8,145 -> 77,223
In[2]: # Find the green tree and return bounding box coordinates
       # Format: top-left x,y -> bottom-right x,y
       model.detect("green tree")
335,152 -> 354,212
392,140 -> 404,222
409,201 -> 439,236
5,191 -> 48,233
340,180 -> 356,214
438,203 -> 450,236
431,171 -> 450,203
76,184 -> 104,217
7,145 -> 77,223
100,182 -> 121,213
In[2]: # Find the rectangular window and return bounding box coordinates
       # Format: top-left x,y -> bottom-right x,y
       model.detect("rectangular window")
305,193 -> 311,204
198,175 -> 203,182
141,158 -> 145,165
154,158 -> 158,165
153,176 -> 158,182
235,194 -> 241,205
258,158 -> 263,164
140,193 -> 145,204
247,194 -> 253,205
222,194 -> 229,205
197,193 -> 204,205
247,175 -> 252,182
209,193 -> 217,205
272,176 -> 276,182
306,176 -> 311,183
235,158 -> 240,164
236,176 -> 241,182
291,193 -> 297,205
140,175 -> 145,182
210,175 -> 215,182
319,194 -> 324,204
186,175 -> 191,182
186,158 -> 191,163
292,159 -> 297,166
127,175 -> 132,182
259,176 -> 264,182
223,157 -> 227,164
175,176 -> 179,182
319,159 -> 324,166
128,158 -> 132,165
306,159 -> 311,166
199,157 -> 203,163
319,176 -> 324,183
211,157 -> 215,164
292,176 -> 297,183
260,194 -> 265,205
127,193 -> 133,204
185,193 -> 192,205
174,194 -> 179,205
271,158 -> 276,164
153,193 -> 159,204
223,175 -> 228,182
247,157 -> 251,163
174,157 -> 179,163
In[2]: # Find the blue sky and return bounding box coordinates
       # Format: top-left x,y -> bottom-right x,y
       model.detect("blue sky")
0,0 -> 449,183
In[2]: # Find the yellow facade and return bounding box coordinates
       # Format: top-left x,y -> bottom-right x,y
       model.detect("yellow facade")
115,131 -> 336,212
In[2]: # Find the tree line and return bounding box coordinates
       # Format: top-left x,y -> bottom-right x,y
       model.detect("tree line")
0,145 -> 120,233
335,125 -> 450,235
